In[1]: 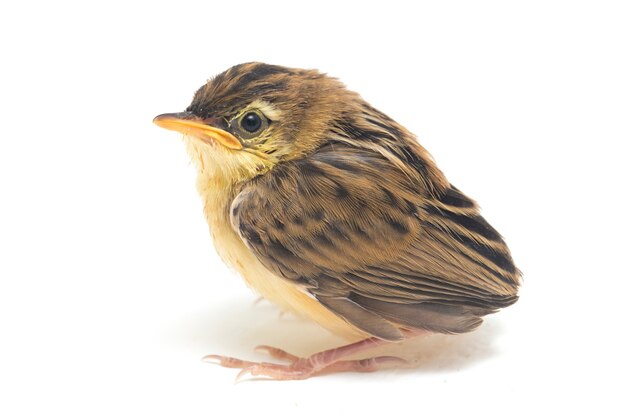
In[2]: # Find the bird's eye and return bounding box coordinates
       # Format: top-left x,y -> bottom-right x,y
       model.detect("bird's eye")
233,110 -> 269,140
240,112 -> 262,133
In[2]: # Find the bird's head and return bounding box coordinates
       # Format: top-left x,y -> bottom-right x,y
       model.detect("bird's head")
154,62 -> 358,186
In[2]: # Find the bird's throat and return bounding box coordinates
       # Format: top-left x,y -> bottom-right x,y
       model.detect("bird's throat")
183,135 -> 272,186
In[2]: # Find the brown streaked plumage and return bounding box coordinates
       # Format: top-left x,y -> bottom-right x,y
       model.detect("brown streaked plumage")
153,62 -> 521,380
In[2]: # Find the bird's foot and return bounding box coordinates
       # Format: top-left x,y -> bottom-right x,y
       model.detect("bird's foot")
203,337 -> 408,381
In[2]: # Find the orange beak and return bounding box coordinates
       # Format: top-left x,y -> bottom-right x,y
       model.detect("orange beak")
153,112 -> 242,150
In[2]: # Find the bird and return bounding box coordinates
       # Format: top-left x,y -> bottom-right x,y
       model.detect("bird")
153,62 -> 521,380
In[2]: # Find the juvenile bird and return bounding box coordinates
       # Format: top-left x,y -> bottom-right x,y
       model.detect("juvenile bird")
153,63 -> 521,380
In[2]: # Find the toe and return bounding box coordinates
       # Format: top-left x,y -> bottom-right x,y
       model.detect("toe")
236,363 -> 315,381
202,354 -> 256,369
319,356 -> 408,375
254,345 -> 300,363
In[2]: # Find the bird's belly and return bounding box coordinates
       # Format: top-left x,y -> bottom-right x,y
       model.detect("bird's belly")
208,215 -> 366,342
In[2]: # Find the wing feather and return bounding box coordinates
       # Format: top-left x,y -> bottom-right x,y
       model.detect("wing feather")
232,143 -> 520,338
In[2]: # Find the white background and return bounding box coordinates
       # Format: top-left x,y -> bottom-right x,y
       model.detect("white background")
1,0 -> 625,415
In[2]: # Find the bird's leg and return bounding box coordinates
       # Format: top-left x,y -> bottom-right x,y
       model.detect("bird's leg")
255,344 -> 408,376
204,330 -> 424,380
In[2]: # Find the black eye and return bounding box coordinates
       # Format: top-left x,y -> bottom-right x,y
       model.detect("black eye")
240,112 -> 262,133
233,110 -> 269,140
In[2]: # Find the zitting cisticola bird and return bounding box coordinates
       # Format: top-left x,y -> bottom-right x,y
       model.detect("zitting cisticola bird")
153,63 -> 520,380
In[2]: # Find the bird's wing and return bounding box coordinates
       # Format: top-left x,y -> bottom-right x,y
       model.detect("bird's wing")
231,144 -> 520,341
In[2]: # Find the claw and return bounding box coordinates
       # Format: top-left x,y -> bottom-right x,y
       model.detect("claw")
254,345 -> 299,363
235,367 -> 255,382
202,354 -> 256,369
202,355 -> 223,365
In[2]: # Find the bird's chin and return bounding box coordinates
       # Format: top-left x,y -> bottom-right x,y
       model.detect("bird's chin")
183,133 -> 220,149
183,134 -> 228,174
181,134 -> 271,185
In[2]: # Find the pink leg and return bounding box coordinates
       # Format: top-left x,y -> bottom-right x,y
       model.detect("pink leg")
318,356 -> 408,375
252,346 -> 406,376
203,330 -> 425,381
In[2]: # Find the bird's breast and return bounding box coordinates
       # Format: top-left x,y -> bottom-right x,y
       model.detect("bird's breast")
195,175 -> 366,341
